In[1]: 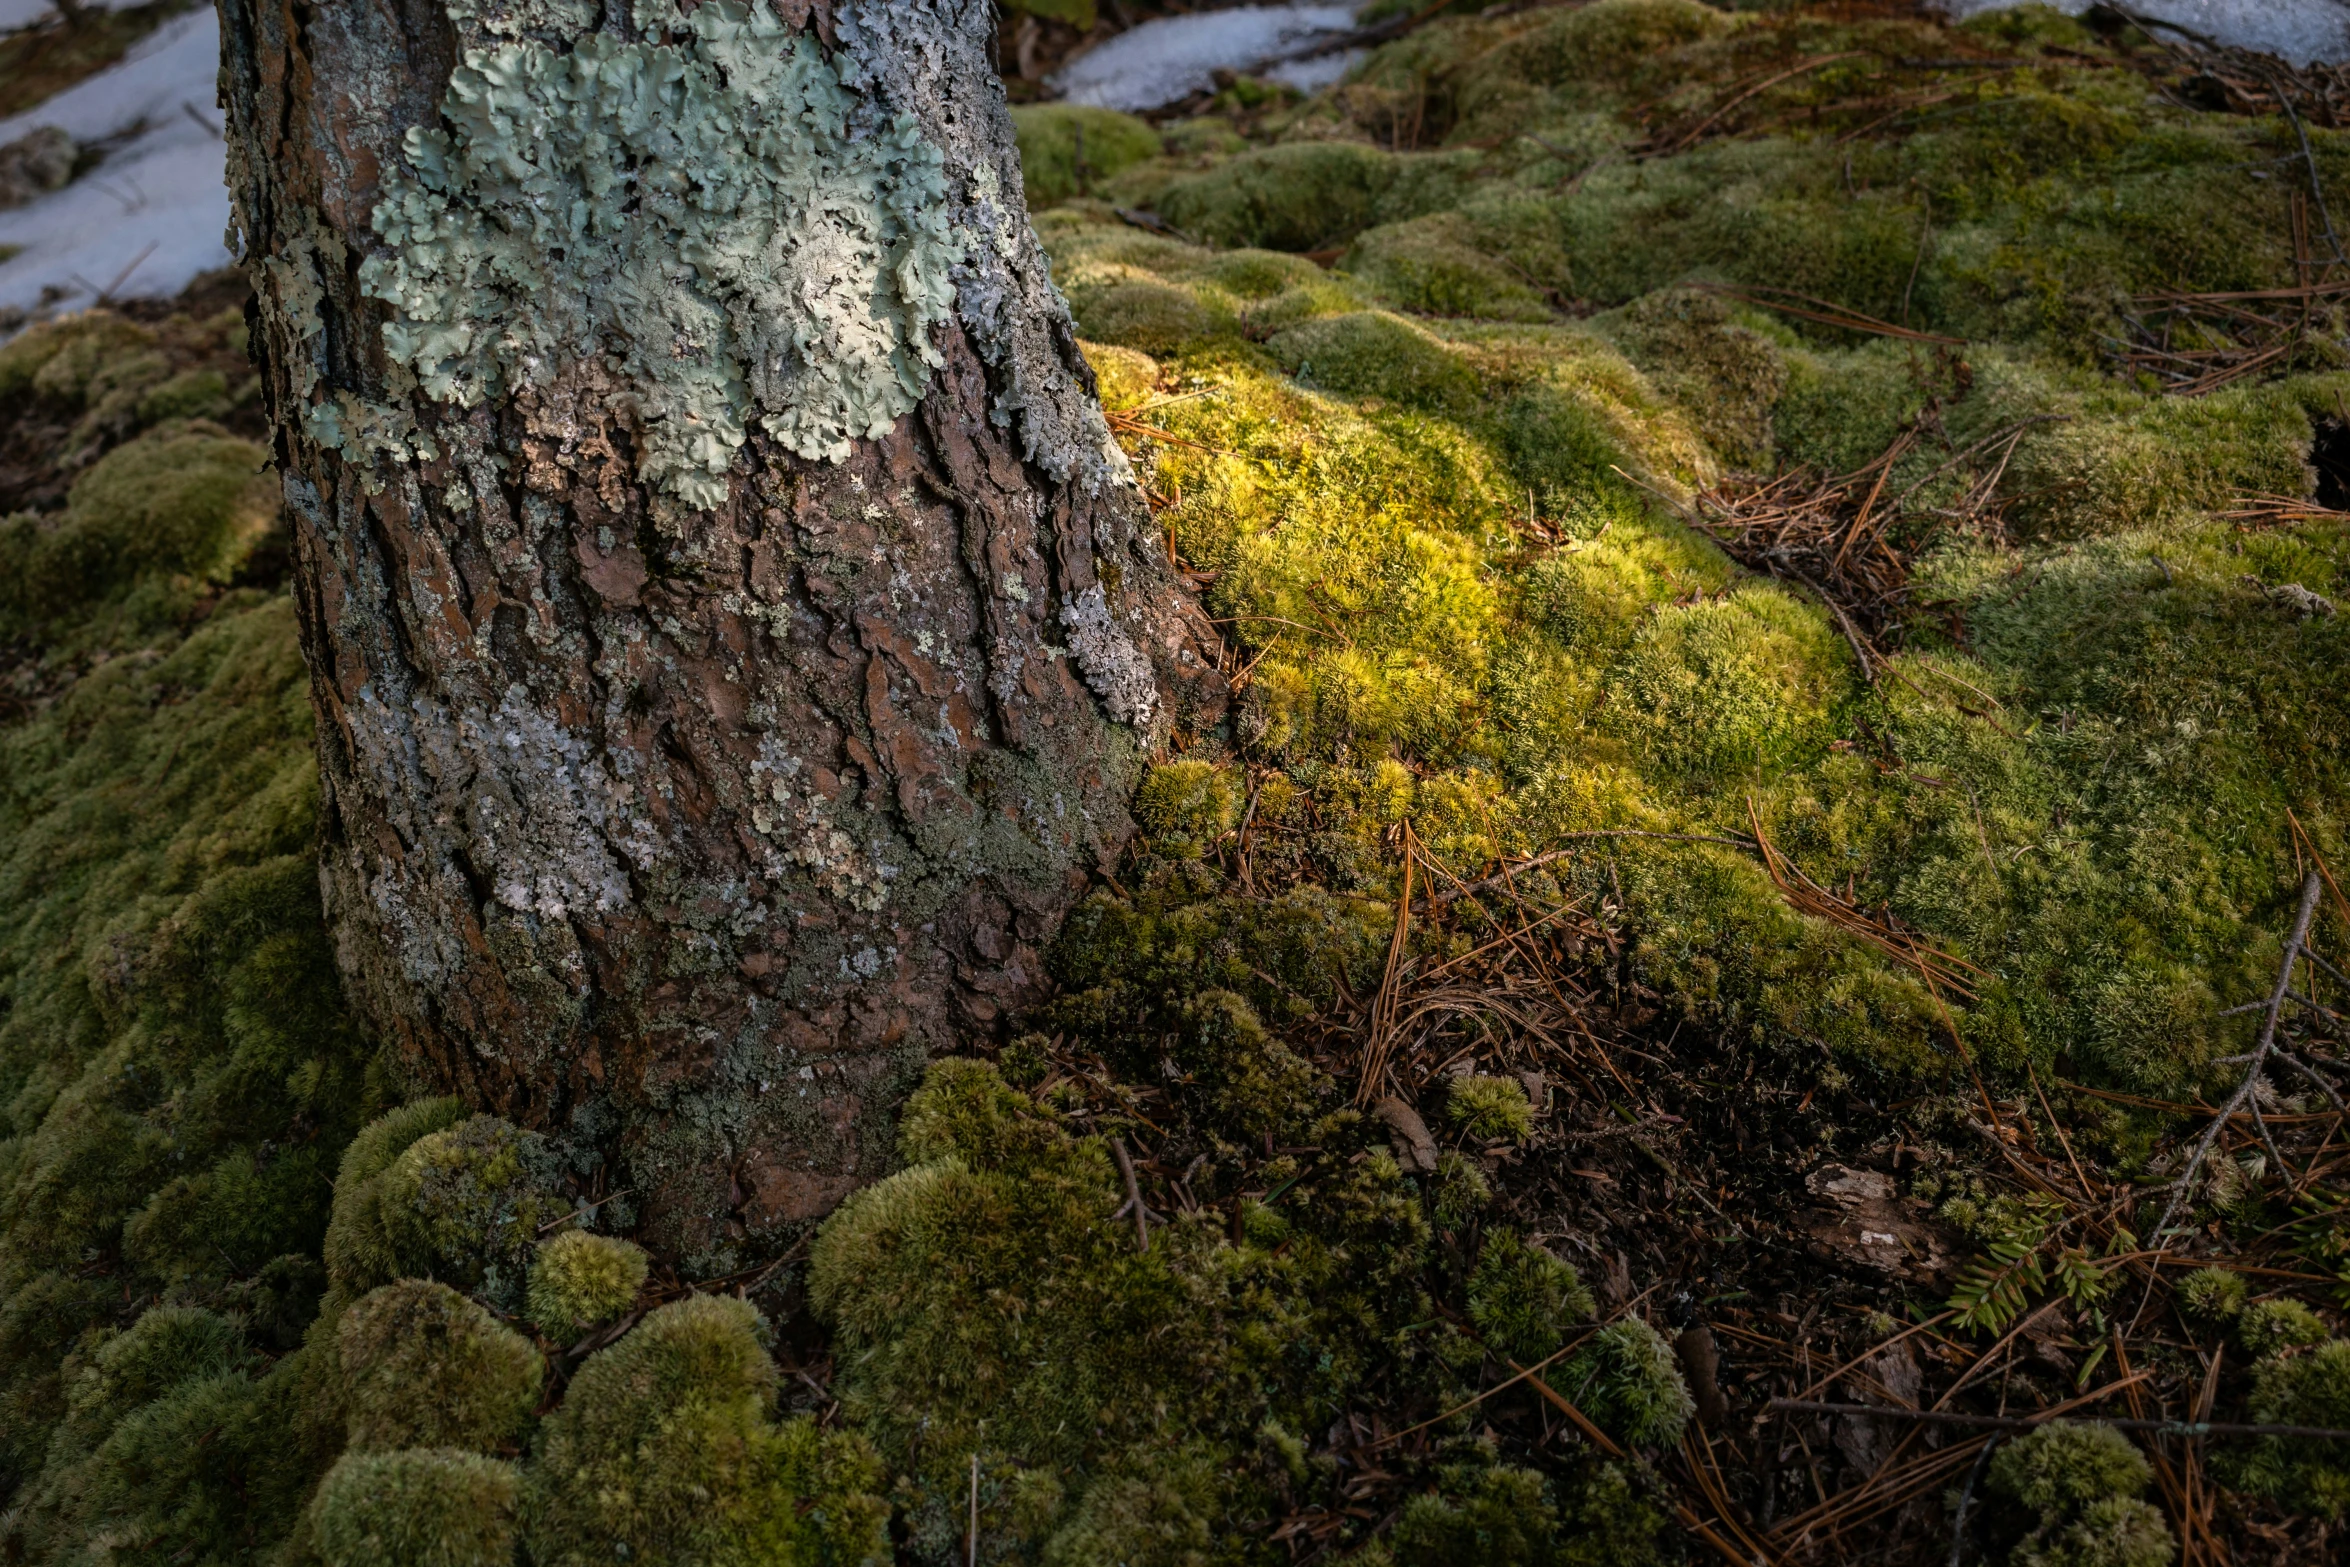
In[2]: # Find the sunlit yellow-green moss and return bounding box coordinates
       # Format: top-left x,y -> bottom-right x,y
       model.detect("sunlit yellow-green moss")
524,1294 -> 890,1566
1133,758 -> 1243,858
526,1230 -> 649,1346
1009,104 -> 1162,209
1033,0 -> 2350,1109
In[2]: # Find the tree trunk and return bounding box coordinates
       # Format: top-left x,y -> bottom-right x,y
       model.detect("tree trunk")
216,0 -> 1221,1267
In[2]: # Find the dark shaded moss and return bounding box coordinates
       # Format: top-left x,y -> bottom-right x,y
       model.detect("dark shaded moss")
1157,143 -> 1481,253
1389,1448 -> 1669,1567
1983,1421 -> 2175,1566
338,1282 -> 542,1454
310,1448 -> 521,1567
376,1114 -> 571,1309
1467,1231 -> 1593,1364
0,422 -> 274,641
812,1058 -> 1447,1557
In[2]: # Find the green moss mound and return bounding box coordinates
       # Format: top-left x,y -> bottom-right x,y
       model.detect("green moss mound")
813,1056 -> 1441,1551
311,1448 -> 521,1567
1559,1320 -> 1693,1449
1010,104 -> 1162,208
322,1096 -> 469,1295
376,1114 -> 570,1308
526,1230 -> 649,1346
337,1281 -> 541,1453
524,1294 -> 889,1566
1467,1231 -> 1592,1364
2177,1266 -> 2247,1327
1268,311 -> 1483,412
1389,1448 -> 1666,1567
0,422 -> 273,638
1987,1422 -> 2175,1566
2230,1339 -> 2350,1516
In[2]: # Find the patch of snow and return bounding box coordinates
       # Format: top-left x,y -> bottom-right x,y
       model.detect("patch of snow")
1266,46 -> 1366,97
0,7 -> 232,316
0,0 -> 147,31
1053,4 -> 1363,112
1937,0 -> 2350,66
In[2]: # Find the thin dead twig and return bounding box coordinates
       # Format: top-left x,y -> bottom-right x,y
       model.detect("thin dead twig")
1689,280 -> 1965,346
1650,50 -> 1870,155
2145,872 -> 2326,1254
1109,1135 -> 1152,1253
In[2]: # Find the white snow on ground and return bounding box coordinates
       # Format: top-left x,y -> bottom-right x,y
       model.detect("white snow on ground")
0,7 -> 231,317
1940,0 -> 2350,66
0,0 -> 144,31
1053,4 -> 1363,112
1266,46 -> 1365,97
1,0 -> 2345,319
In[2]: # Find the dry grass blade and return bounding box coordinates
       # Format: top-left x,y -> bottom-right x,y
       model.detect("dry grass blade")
1747,804 -> 1982,1003
1649,50 -> 1870,154
2108,192 -> 2344,394
1686,413 -> 2019,665
1689,281 -> 1966,346
1354,821 -> 1419,1105
1514,1364 -> 1783,1567
2222,493 -> 2350,528
1103,408 -> 1241,458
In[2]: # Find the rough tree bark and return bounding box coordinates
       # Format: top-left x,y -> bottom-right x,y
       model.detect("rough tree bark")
216,0 -> 1221,1267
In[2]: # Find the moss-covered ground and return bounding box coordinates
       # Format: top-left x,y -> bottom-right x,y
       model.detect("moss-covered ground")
5,3 -> 2350,1563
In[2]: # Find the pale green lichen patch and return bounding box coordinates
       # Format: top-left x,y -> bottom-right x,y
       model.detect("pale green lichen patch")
361,0 -> 964,504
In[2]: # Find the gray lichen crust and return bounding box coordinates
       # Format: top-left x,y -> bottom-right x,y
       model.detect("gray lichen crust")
832,0 -> 1131,493
360,0 -> 965,505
